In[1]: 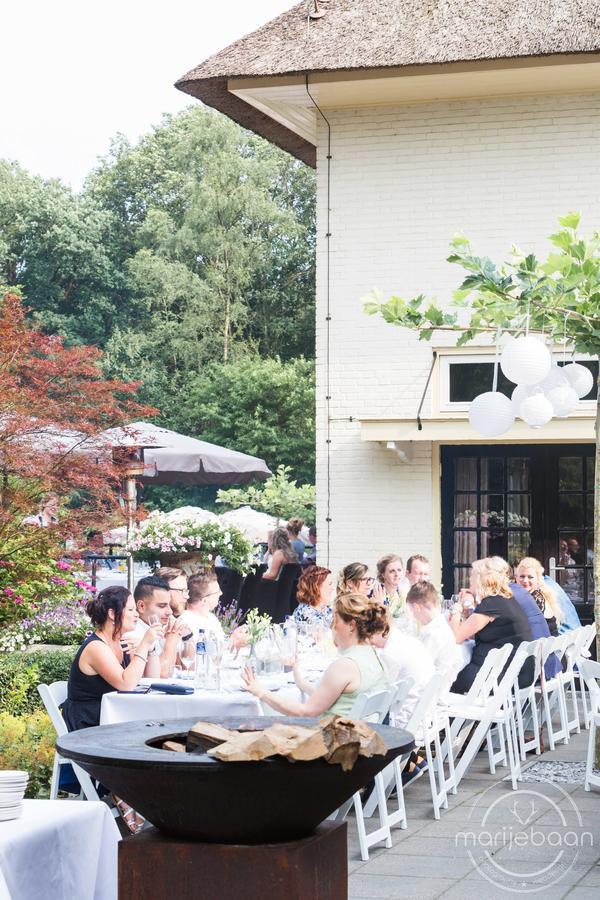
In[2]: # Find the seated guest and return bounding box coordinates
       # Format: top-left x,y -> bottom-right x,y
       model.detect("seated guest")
339,562 -> 385,603
62,586 -> 162,732
242,593 -> 389,716
133,575 -> 188,677
449,557 -> 533,695
515,557 -> 562,637
293,565 -> 334,628
544,575 -> 581,632
369,613 -> 435,728
405,554 -> 430,588
287,518 -> 306,561
178,572 -> 225,641
262,527 -> 298,580
377,554 -> 407,612
406,581 -> 462,687
156,566 -> 189,617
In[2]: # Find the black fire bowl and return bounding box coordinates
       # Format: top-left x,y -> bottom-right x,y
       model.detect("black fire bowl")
57,716 -> 414,844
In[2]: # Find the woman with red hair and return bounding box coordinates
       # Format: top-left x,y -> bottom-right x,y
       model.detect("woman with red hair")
292,565 -> 335,628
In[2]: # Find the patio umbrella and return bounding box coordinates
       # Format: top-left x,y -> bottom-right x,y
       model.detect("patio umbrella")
100,423 -> 271,486
219,506 -> 278,544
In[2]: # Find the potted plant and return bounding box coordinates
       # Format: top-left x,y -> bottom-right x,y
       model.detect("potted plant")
126,513 -> 254,576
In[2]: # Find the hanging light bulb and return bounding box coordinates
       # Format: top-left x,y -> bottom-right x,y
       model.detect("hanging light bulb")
519,392 -> 554,428
500,336 -> 552,385
561,363 -> 594,399
469,392 -> 515,437
546,384 -> 579,417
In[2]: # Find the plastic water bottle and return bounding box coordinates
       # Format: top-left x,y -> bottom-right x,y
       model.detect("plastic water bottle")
283,617 -> 297,672
195,629 -> 207,689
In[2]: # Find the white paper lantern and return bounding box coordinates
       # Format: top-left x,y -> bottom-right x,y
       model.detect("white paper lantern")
561,362 -> 594,399
519,392 -> 554,428
546,384 -> 579,417
537,364 -> 568,393
469,392 -> 515,437
511,383 -> 533,418
500,336 -> 552,385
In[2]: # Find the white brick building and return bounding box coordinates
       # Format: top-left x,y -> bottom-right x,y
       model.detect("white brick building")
178,0 -> 598,621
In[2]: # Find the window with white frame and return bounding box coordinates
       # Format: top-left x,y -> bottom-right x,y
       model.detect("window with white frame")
438,353 -> 598,413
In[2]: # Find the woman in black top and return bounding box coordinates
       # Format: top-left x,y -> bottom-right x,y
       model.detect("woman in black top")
449,557 -> 533,695
62,586 -> 161,731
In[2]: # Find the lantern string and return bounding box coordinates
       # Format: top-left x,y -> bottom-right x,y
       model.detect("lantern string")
492,327 -> 501,392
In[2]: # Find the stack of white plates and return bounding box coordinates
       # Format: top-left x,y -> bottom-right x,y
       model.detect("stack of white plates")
0,770 -> 28,821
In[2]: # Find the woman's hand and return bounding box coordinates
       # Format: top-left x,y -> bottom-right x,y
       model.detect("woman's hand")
241,665 -> 263,697
371,581 -> 386,603
119,634 -> 141,655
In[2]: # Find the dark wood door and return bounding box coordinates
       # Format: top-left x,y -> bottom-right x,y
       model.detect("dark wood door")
441,444 -> 595,623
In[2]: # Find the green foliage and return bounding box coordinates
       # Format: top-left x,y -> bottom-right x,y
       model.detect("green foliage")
178,357 -> 315,485
217,465 -> 316,523
244,609 -> 272,646
0,710 -> 56,797
0,650 -> 73,715
364,215 -> 600,357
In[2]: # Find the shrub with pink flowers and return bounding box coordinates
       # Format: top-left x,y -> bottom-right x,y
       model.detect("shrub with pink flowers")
0,536 -> 95,633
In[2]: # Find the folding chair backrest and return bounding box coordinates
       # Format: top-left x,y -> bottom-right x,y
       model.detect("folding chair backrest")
390,677 -> 415,712
38,681 -> 68,738
578,659 -> 600,715
350,686 -> 396,724
515,639 -> 542,686
468,644 -> 513,704
491,646 -> 529,710
405,674 -> 446,734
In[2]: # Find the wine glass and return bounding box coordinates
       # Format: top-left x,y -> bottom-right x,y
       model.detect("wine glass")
179,639 -> 196,680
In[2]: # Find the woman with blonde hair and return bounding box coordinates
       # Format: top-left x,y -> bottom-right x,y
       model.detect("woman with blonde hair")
242,593 -> 389,716
515,557 -> 561,636
449,557 -> 532,695
376,553 -> 409,612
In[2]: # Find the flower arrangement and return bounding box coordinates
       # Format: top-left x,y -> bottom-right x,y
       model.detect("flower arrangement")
127,512 -> 255,574
244,608 -> 272,646
215,599 -> 245,637
0,600 -> 90,652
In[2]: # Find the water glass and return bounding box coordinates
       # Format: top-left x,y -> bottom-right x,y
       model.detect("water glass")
179,639 -> 196,680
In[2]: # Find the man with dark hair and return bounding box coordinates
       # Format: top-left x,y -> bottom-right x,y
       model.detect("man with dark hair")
406,554 -> 430,587
133,575 -> 188,677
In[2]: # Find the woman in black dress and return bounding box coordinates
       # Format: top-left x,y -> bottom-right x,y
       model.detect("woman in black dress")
63,586 -> 161,731
449,557 -> 533,695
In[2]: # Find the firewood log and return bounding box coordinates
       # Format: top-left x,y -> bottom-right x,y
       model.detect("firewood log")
186,721 -> 236,753
207,730 -> 277,762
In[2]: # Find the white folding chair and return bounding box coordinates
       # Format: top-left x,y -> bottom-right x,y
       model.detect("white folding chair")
443,645 -> 527,792
576,625 -> 597,729
537,636 -> 570,749
37,682 -> 106,803
331,685 -> 399,861
364,674 -> 452,822
559,631 -> 582,736
512,639 -> 543,761
578,660 -> 600,792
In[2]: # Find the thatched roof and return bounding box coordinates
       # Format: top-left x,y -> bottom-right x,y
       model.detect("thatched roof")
176,0 -> 600,165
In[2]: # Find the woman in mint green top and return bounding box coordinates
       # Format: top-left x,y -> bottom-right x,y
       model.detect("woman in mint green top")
242,592 -> 390,717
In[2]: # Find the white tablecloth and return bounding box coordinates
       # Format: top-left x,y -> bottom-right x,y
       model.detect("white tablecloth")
100,686 -> 262,725
0,800 -> 119,900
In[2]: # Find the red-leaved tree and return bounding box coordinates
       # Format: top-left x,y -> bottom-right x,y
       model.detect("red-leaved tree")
0,291 -> 155,558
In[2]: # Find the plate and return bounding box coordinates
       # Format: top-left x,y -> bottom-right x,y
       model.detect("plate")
0,770 -> 28,779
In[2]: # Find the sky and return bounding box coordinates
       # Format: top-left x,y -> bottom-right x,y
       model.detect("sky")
1,0 -> 295,190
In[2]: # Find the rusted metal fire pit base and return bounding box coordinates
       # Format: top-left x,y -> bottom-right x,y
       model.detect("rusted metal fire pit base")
119,821 -> 348,900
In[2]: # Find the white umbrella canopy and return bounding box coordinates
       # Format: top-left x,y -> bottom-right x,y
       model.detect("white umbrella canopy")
164,506 -> 220,524
99,422 -> 271,486
220,506 -> 278,544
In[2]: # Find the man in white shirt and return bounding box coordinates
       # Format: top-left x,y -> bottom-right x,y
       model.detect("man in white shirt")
369,626 -> 435,729
178,572 -> 225,643
133,576 -> 188,677
406,581 -> 462,689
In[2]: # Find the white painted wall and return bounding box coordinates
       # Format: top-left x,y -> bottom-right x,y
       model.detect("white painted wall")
314,92 -> 600,577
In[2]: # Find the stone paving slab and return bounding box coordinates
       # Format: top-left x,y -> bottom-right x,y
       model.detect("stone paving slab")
347,714 -> 600,899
